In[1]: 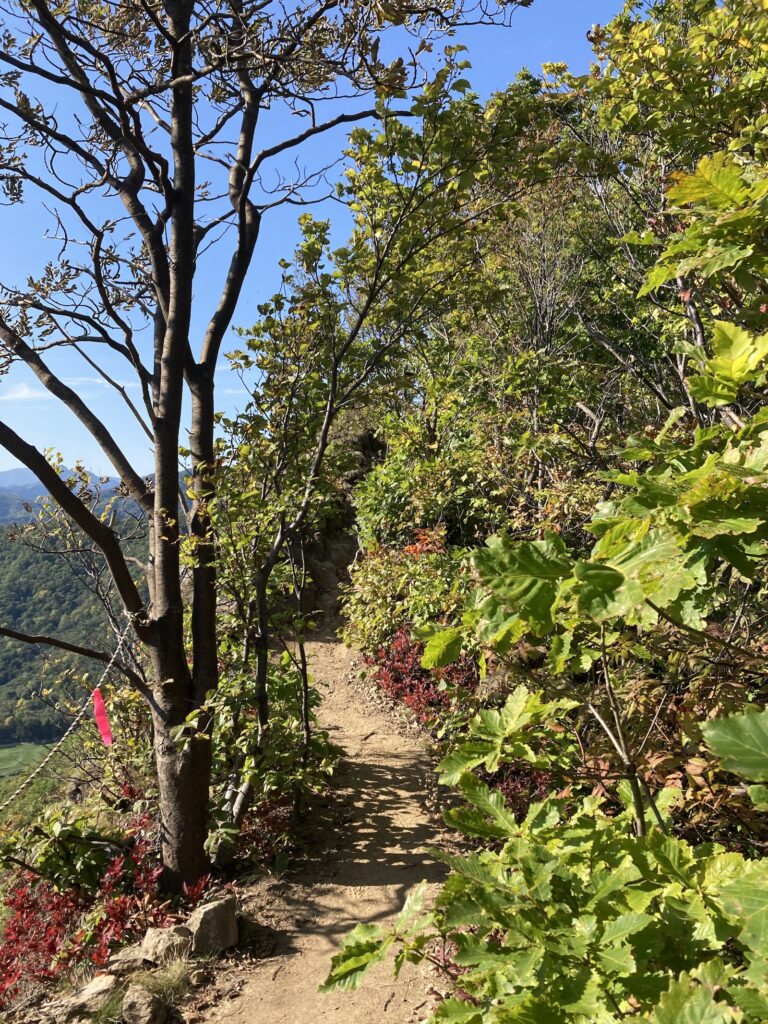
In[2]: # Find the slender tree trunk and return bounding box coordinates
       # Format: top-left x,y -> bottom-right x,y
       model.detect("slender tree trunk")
254,572 -> 271,731
151,701 -> 212,888
189,377 -> 219,704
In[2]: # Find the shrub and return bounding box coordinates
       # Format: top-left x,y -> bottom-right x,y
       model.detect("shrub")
366,627 -> 479,726
354,441 -> 503,549
0,808 -> 208,1010
342,531 -> 470,654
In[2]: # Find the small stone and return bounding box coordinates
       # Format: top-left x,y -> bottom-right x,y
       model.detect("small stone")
107,943 -> 146,975
186,894 -> 238,956
141,924 -> 192,964
121,984 -> 167,1024
63,974 -> 118,1020
189,968 -> 211,988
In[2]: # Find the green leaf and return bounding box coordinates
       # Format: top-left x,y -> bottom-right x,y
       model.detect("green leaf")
395,880 -> 429,933
669,153 -> 749,210
575,525 -> 692,623
459,773 -> 519,837
600,911 -> 652,945
729,985 -> 768,1018
650,972 -> 737,1023
702,707 -> 768,782
687,374 -> 739,407
421,627 -> 463,669
596,942 -> 636,976
319,923 -> 392,992
473,533 -> 572,635
489,998 -> 568,1023
655,406 -> 688,443
432,1000 -> 483,1023
706,321 -> 768,384
638,261 -> 677,297
719,863 -> 768,954
699,244 -> 754,277
574,561 -> 643,621
647,832 -> 696,887
438,741 -> 495,786
749,785 -> 768,811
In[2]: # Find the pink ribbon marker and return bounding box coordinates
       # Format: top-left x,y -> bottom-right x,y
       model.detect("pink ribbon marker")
92,688 -> 114,746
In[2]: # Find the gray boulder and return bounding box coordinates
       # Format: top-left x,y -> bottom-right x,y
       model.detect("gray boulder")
107,943 -> 146,975
186,894 -> 238,955
121,984 -> 168,1024
62,974 -> 118,1020
140,925 -> 192,964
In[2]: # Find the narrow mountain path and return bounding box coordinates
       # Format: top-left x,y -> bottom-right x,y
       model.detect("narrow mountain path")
202,639 -> 446,1024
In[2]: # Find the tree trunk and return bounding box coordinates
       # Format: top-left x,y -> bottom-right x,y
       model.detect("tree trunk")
145,618 -> 213,888
153,709 -> 212,888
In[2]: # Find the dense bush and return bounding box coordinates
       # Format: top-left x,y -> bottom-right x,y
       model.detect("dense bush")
342,531 -> 470,654
366,627 -> 480,726
0,805 -> 204,1010
354,437 -> 508,549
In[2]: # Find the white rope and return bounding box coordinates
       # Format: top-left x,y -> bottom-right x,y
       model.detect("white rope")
0,617 -> 135,817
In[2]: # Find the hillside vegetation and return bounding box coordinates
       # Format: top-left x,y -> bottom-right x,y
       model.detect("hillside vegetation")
0,536 -> 111,744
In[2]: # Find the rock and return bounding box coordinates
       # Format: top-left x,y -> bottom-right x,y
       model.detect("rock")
189,967 -> 211,988
107,943 -> 146,975
186,894 -> 238,956
62,974 -> 118,1020
121,984 -> 167,1024
140,925 -> 192,964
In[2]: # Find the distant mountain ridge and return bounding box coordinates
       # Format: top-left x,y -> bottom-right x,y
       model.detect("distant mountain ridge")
0,467 -> 120,492
0,467 -> 121,524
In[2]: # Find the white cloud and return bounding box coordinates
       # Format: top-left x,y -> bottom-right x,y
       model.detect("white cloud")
0,382 -> 55,403
63,376 -> 140,391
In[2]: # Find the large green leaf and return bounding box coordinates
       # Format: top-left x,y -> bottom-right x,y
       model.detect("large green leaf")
706,321 -> 768,385
421,627 -> 463,669
719,863 -> 768,955
319,923 -> 392,992
702,707 -> 768,781
595,942 -> 636,977
473,533 -> 572,635
687,374 -> 739,407
459,773 -> 519,837
574,561 -> 644,621
432,999 -> 484,1023
650,973 -> 738,1024
438,741 -> 496,786
688,321 -> 768,407
669,154 -> 749,210
600,912 -> 652,945
488,998 -> 568,1023
575,526 -> 692,623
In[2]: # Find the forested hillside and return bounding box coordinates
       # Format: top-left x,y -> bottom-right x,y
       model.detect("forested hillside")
0,535 -> 108,743
0,470 -> 142,745
1,0 -> 768,1021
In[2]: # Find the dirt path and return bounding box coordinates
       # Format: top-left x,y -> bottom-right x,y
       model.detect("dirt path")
202,639 -> 445,1024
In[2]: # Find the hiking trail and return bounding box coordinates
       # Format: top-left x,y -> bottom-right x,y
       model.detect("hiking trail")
196,638 -> 447,1024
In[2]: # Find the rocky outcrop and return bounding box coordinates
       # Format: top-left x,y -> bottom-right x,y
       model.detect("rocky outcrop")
107,943 -> 147,975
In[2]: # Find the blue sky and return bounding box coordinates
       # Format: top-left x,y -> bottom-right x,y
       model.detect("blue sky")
0,0 -> 624,475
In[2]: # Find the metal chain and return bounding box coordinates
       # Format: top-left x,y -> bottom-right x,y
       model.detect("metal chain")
0,616 -> 135,817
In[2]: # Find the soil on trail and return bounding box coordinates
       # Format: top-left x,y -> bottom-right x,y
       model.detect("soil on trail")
200,639 -> 446,1024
